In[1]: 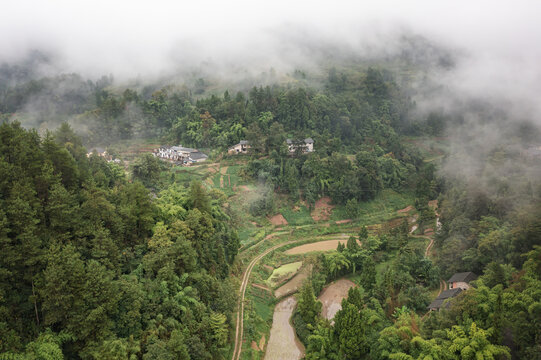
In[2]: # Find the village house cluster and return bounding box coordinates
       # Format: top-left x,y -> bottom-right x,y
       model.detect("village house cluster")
154,145 -> 208,164
228,138 -> 314,155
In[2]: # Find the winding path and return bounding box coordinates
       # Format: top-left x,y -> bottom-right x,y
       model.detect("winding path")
231,240 -> 297,360
425,237 -> 434,257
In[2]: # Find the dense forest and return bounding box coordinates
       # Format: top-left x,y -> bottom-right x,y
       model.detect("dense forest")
0,49 -> 540,360
0,122 -> 239,359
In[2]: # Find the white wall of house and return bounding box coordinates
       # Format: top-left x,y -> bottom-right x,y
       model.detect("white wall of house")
450,281 -> 470,290
228,143 -> 249,154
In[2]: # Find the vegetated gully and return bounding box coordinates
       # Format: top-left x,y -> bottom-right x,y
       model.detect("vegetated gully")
232,208 -> 440,359
231,232 -> 352,360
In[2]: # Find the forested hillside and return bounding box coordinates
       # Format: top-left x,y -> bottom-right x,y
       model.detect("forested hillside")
0,49 -> 540,360
0,123 -> 239,359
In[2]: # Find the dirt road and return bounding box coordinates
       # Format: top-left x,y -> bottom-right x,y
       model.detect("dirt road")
425,237 -> 434,257
231,240 -> 297,360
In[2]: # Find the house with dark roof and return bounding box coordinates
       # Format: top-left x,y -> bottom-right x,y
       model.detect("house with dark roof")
427,288 -> 463,311
447,272 -> 477,290
228,140 -> 250,154
188,151 -> 208,163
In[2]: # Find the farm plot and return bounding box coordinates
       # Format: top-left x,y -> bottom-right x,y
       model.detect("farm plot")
318,279 -> 357,321
284,239 -> 361,255
263,296 -> 305,360
266,261 -> 303,288
273,265 -> 312,298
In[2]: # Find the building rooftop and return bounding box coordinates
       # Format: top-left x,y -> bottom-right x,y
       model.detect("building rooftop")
438,288 -> 463,299
189,152 -> 208,160
170,146 -> 196,153
427,288 -> 463,310
448,272 -> 477,284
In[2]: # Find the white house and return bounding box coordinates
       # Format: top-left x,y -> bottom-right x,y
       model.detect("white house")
286,138 -> 314,154
228,140 -> 250,154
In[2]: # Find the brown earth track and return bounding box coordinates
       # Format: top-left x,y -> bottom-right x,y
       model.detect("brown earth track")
231,240 -> 297,360
425,237 -> 434,257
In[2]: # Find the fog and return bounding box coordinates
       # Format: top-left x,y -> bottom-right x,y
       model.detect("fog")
2,1 -> 540,143
2,1 -> 540,88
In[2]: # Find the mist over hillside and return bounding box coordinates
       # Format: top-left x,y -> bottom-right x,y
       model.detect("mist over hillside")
1,2 -> 541,359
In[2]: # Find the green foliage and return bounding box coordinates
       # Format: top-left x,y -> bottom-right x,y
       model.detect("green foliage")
131,153 -> 164,187
294,282 -> 322,344
334,302 -> 369,359
0,123 -> 239,359
248,184 -> 275,217
446,323 -> 510,359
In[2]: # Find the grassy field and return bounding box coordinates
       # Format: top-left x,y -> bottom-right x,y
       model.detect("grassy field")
266,261 -> 303,288
280,204 -> 314,226
354,189 -> 415,226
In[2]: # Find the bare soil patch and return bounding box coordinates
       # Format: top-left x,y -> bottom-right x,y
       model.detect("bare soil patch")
206,164 -> 219,174
262,264 -> 274,272
398,205 -> 413,214
387,217 -> 407,229
335,219 -> 352,224
264,296 -> 305,360
220,176 -> 224,188
311,197 -> 334,221
220,166 -> 228,175
428,200 -> 438,209
318,279 -> 357,321
284,239 -> 361,255
269,214 -> 288,226
259,336 -> 266,351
